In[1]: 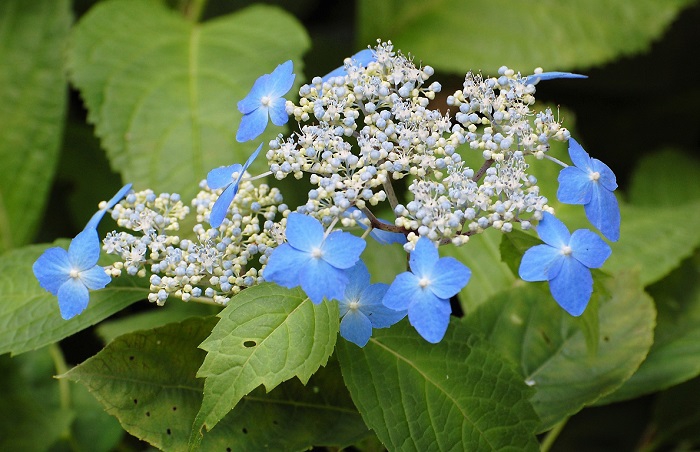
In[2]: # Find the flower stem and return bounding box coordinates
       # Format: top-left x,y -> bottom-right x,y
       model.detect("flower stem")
474,159 -> 494,182
49,343 -> 71,410
543,154 -> 569,168
540,417 -> 569,452
382,178 -> 399,211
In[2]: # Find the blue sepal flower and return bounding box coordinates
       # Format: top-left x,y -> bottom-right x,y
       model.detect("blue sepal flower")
322,49 -> 375,82
519,212 -> 611,316
236,60 -> 295,142
263,213 -> 366,304
33,228 -> 112,320
84,183 -> 133,230
557,138 -> 620,241
525,72 -> 587,85
207,143 -> 262,228
383,237 -> 471,343
338,260 -> 406,347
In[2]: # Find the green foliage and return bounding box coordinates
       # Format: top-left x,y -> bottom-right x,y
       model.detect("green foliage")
337,319 -> 541,450
357,0 -> 695,73
191,284 -> 339,444
68,0 -> 310,199
0,0 -> 70,252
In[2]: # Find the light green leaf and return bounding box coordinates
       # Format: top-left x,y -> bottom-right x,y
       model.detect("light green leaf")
599,251 -> 700,404
191,283 -> 339,442
0,241 -> 149,356
68,0 -> 310,199
628,148 -> 700,206
0,0 -> 70,252
464,271 -> 654,431
337,319 -> 540,451
358,0 -> 694,74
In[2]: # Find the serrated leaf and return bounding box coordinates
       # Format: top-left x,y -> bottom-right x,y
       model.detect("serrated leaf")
337,319 -> 540,451
0,241 -> 148,356
464,271 -> 654,431
599,251 -> 700,404
191,283 -> 339,442
358,0 -> 694,74
68,0 -> 310,199
0,0 -> 70,251
628,148 -> 700,206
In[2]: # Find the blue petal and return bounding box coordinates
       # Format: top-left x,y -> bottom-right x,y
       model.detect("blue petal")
322,231 -> 366,269
409,237 -> 439,278
207,165 -> 238,190
322,49 -> 375,82
536,212 -> 571,248
209,183 -> 238,228
570,229 -> 612,268
299,259 -> 348,303
238,73 -> 269,114
383,272 -> 420,311
429,257 -> 471,300
267,60 -> 295,98
236,108 -> 269,142
548,258 -> 593,316
519,244 -> 564,281
525,72 -> 588,85
57,278 -> 90,320
84,183 -> 133,230
584,187 -> 620,242
263,244 -> 305,287
68,228 -> 102,270
33,247 -> 71,295
285,213 -> 324,253
80,265 -> 111,291
268,97 -> 289,127
408,293 -> 451,343
557,166 -> 592,205
359,284 -> 405,328
240,143 -> 263,175
590,158 -> 618,192
343,260 -> 371,302
568,138 -> 593,171
340,310 -> 373,347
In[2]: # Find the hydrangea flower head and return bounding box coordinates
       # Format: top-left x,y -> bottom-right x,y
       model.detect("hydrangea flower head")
263,213 -> 366,304
557,138 -> 620,241
518,212 -> 612,316
207,143 -> 262,228
383,237 -> 471,343
236,60 -> 295,142
338,260 -> 406,347
525,71 -> 588,85
322,48 -> 375,82
84,183 -> 133,230
33,228 -> 111,319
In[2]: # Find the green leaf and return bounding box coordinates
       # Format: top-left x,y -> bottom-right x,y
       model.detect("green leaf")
599,251 -> 700,404
0,0 -> 70,251
647,376 -> 700,451
628,148 -> 700,207
0,241 -> 148,356
191,283 -> 339,442
464,271 -> 655,431
499,228 -> 541,276
337,319 -> 540,451
357,0 -> 694,74
68,0 -> 310,199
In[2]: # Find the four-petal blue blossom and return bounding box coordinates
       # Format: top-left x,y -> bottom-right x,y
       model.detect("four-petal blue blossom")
525,72 -> 587,85
383,237 -> 471,343
519,212 -> 612,316
236,60 -> 295,142
207,143 -> 262,228
338,260 -> 406,347
33,228 -> 112,320
264,213 -> 366,304
322,49 -> 375,82
557,138 -> 620,241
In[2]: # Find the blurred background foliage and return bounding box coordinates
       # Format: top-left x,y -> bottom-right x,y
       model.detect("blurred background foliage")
1,0 -> 699,450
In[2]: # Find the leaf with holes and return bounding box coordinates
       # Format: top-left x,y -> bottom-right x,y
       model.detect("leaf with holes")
68,0 -> 309,199
190,283 -> 339,445
337,319 -> 540,450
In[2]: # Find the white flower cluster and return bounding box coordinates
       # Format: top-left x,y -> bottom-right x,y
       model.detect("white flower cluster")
266,41 -> 565,250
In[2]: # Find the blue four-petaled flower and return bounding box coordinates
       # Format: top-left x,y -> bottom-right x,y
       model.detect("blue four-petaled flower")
263,213 -> 366,304
236,60 -> 295,142
383,237 -> 471,343
557,138 -> 620,241
519,212 -> 612,316
207,143 -> 262,228
338,260 -> 406,347
33,228 -> 112,320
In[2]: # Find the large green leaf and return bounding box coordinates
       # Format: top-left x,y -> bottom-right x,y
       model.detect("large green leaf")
464,271 -> 654,431
628,148 -> 700,206
0,0 -> 70,252
191,283 -> 339,443
337,319 -> 540,451
357,0 -> 694,74
68,0 -> 310,199
0,241 -> 148,356
647,376 -> 700,451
